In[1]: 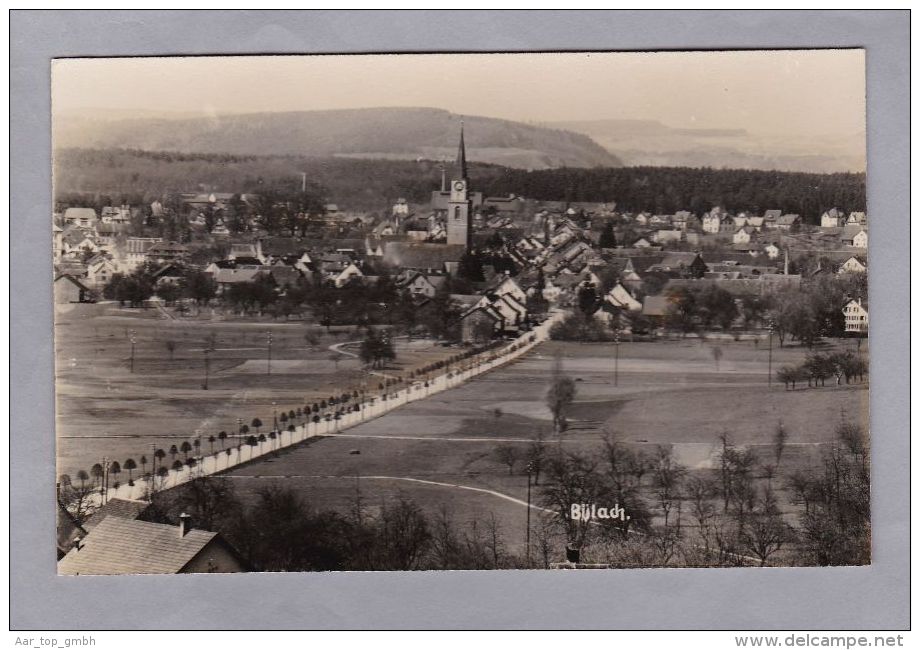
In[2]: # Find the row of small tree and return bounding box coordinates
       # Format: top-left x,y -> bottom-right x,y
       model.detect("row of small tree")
776,351 -> 867,390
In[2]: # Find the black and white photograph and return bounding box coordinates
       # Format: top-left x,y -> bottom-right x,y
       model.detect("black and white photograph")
51,49 -> 870,576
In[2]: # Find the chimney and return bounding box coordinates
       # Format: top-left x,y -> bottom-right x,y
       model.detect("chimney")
440,164 -> 447,192
178,512 -> 192,537
784,248 -> 789,275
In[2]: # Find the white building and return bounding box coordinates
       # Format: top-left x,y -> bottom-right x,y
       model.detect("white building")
842,298 -> 868,334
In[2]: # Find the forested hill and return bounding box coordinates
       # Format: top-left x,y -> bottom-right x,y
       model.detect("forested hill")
53,148 -> 865,221
54,107 -> 621,170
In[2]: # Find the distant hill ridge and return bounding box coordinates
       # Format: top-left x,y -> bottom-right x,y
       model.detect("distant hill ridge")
54,107 -> 622,170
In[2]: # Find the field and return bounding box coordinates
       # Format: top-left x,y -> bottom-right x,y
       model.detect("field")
54,302 -> 459,478
220,336 -> 869,557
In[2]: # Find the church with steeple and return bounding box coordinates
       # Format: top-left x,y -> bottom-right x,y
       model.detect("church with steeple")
430,122 -> 482,250
446,123 -> 472,248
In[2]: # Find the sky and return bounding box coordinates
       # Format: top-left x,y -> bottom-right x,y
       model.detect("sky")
53,50 -> 865,138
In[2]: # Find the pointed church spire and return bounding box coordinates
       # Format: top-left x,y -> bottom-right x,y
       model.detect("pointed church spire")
456,120 -> 468,180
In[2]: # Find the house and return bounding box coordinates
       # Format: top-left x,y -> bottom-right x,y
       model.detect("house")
80,498 -> 152,534
838,256 -> 867,274
85,256 -> 120,288
632,237 -> 652,249
118,237 -> 163,271
400,271 -> 448,299
762,210 -> 782,229
842,298 -> 868,334
100,205 -> 132,224
604,282 -> 642,312
392,198 -> 410,217
62,228 -> 98,258
57,501 -> 86,560
95,222 -> 130,248
733,226 -> 755,245
647,252 -> 708,278
62,207 -> 98,228
58,515 -> 247,575
483,194 -> 525,216
333,262 -> 364,287
54,274 -> 92,304
821,208 -> 846,228
488,276 -> 527,305
382,242 -> 466,275
147,241 -> 188,264
701,208 -> 725,234
153,264 -> 185,287
52,224 -> 64,260
746,215 -> 765,231
214,268 -> 266,293
672,211 -> 698,231
652,229 -> 682,244
775,214 -> 802,232
229,241 -> 265,263
840,226 -> 869,249
847,211 -> 867,226
459,306 -> 502,343
641,295 -> 671,321
489,293 -> 528,331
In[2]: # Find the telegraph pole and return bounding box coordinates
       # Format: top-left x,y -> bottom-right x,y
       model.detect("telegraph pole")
613,321 -> 621,387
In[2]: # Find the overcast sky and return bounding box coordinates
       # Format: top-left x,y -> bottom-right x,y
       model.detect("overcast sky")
53,50 -> 865,137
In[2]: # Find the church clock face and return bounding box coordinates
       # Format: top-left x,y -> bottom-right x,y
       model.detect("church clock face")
453,181 -> 465,191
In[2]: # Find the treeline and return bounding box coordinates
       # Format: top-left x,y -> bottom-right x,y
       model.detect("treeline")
476,166 -> 866,223
54,148 -> 865,219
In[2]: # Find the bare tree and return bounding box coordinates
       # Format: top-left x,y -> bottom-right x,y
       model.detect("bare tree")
740,488 -> 792,566
494,444 -> 518,475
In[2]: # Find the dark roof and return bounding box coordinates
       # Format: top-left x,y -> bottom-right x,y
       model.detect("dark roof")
383,242 -> 466,271
54,274 -> 91,291
81,498 -> 152,533
58,517 -> 225,575
268,266 -> 303,287
57,502 -> 86,558
260,237 -> 306,257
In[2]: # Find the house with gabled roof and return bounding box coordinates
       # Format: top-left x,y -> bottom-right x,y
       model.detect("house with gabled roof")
63,207 -> 98,228
847,211 -> 867,226
604,282 -> 642,312
821,208 -> 846,228
733,226 -> 756,245
775,214 -> 802,232
58,515 -> 246,575
840,226 -> 868,249
838,255 -> 867,274
842,298 -> 868,334
54,274 -> 92,304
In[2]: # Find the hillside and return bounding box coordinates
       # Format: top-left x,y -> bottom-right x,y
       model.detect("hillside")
548,119 -> 866,174
54,107 -> 621,170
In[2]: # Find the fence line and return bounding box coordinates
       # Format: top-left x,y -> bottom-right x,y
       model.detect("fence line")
91,311 -> 565,504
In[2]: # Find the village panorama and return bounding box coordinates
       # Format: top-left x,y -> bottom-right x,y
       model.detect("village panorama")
54,123 -> 869,575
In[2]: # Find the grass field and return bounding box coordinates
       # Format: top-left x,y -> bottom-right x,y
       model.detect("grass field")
54,302 -> 460,478
220,336 -> 869,556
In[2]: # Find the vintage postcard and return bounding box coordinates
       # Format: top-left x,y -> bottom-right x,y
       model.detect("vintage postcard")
52,50 -> 868,574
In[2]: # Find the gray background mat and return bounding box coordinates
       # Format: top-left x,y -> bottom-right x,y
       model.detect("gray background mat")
10,10 -> 909,630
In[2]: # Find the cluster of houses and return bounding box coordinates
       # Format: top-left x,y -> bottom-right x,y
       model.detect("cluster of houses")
53,126 -> 869,338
